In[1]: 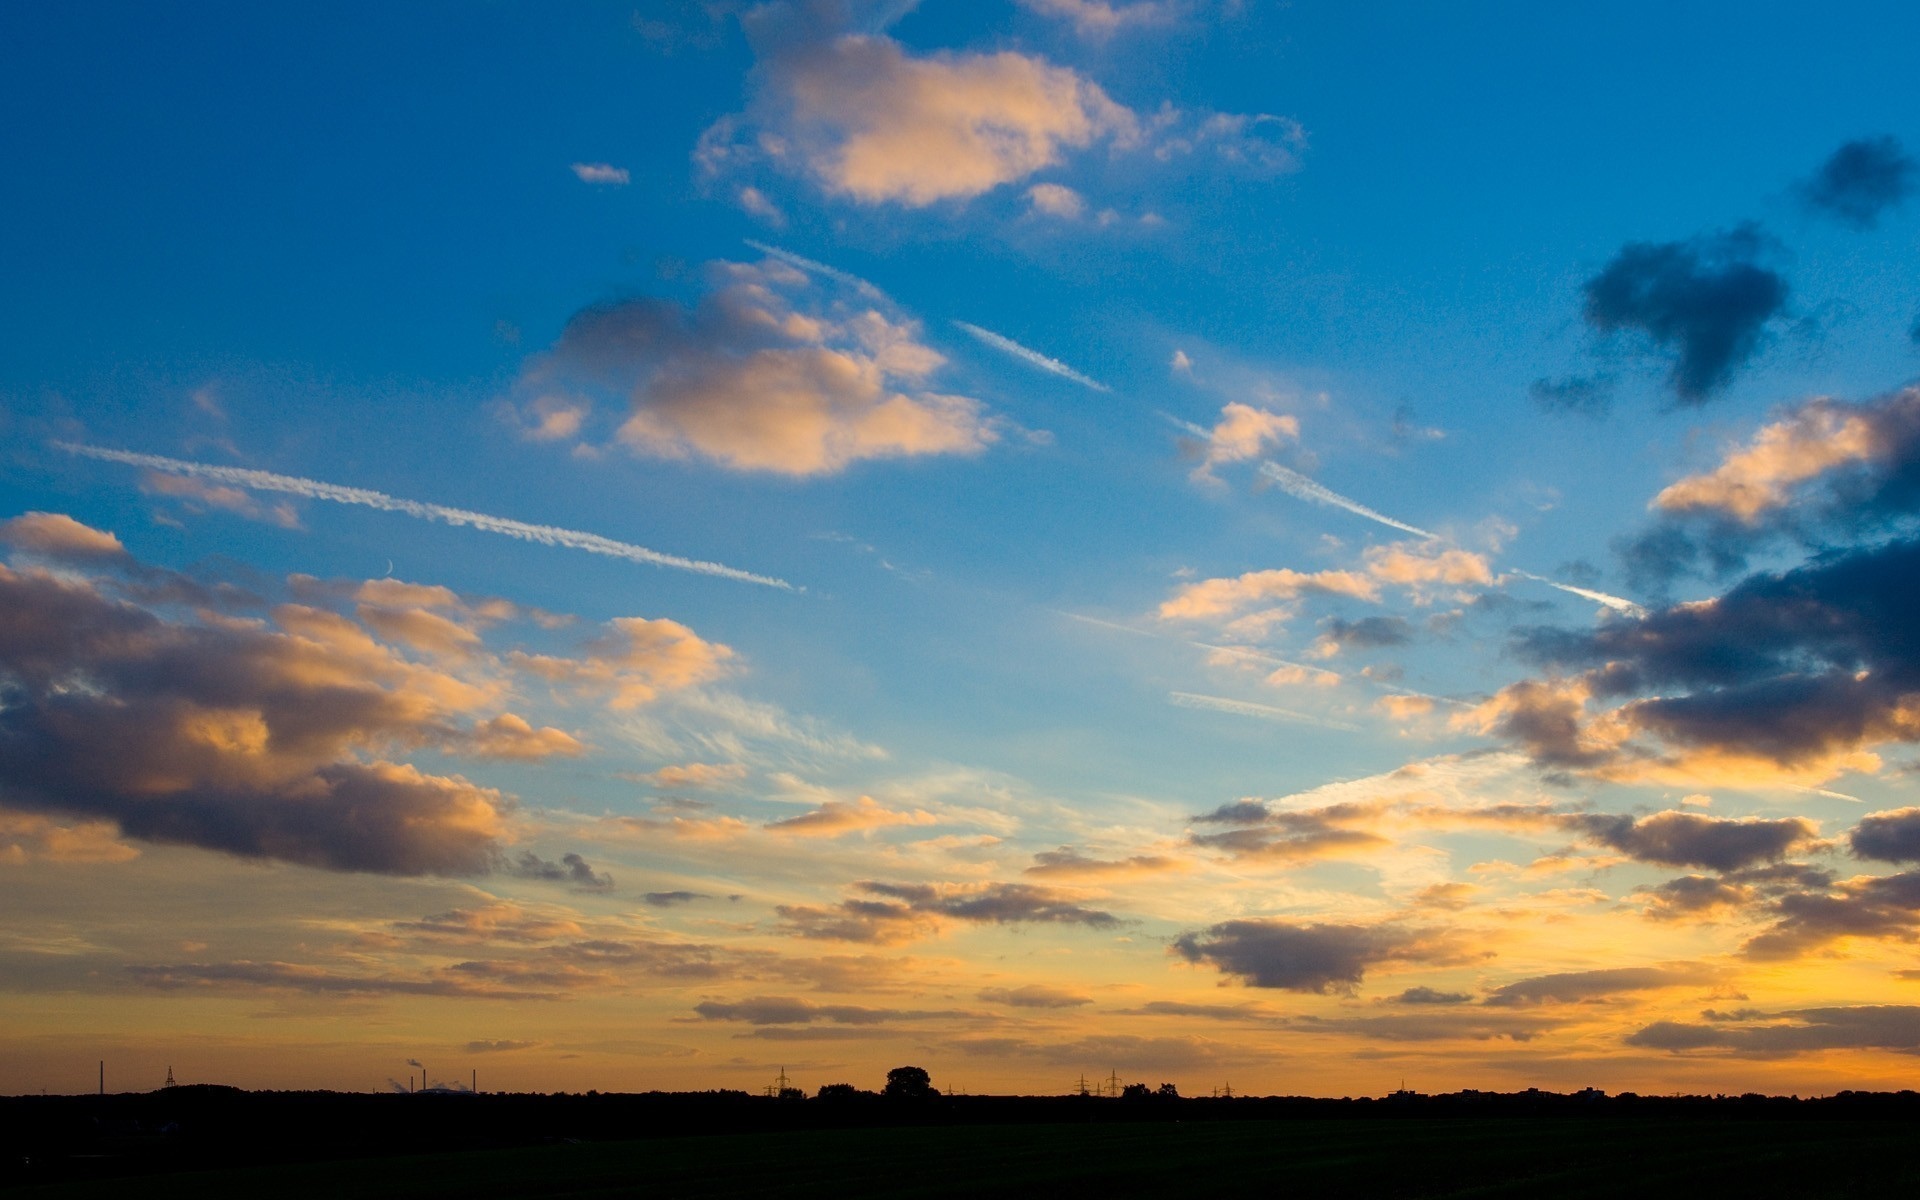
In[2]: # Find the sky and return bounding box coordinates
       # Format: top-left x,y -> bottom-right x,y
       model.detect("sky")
3,0 -> 1920,1099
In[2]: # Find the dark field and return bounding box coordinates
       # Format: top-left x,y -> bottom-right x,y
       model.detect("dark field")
14,1116 -> 1920,1199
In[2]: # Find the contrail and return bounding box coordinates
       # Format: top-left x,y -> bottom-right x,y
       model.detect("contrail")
1169,691 -> 1359,732
1257,462 -> 1435,539
953,321 -> 1110,393
1791,784 -> 1862,804
57,443 -> 795,591
1508,571 -> 1645,618
743,240 -> 883,298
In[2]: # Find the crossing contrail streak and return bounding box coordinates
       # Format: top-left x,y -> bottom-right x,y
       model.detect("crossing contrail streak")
1257,461 -> 1435,539
953,321 -> 1110,392
1508,571 -> 1645,618
1169,690 -> 1360,731
743,240 -> 883,298
57,443 -> 795,590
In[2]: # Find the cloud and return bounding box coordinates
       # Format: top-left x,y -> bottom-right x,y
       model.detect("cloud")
978,984 -> 1092,1008
508,850 -> 615,892
1018,0 -> 1182,39
1529,374 -> 1612,418
1653,401 -> 1883,522
645,762 -> 749,790
1290,1011 -> 1556,1043
1490,536 -> 1920,783
1257,462 -> 1436,538
1316,615 -> 1414,655
1851,808 -> 1920,863
1566,811 -> 1822,872
764,795 -> 938,836
642,890 -> 708,907
1171,918 -> 1448,993
465,1040 -> 539,1053
777,879 -> 1119,943
1742,870 -> 1920,959
1798,136 -> 1915,229
0,811 -> 140,865
730,33 -> 1135,206
0,512 -> 127,560
140,471 -> 301,528
570,162 -> 630,185
1183,403 -> 1298,484
1186,800 -> 1388,863
1157,566 -> 1377,622
59,444 -> 792,589
693,995 -> 961,1025
511,616 -> 733,709
1023,846 -> 1182,879
1619,386 -> 1920,592
0,560 -> 515,874
1363,545 -> 1494,594
1482,964 -> 1719,1007
469,714 -> 585,760
1393,986 -> 1472,1005
952,320 -> 1109,392
1025,182 -> 1088,219
127,959 -> 567,1002
515,261 -> 999,475
1580,223 -> 1788,403
0,539 -> 728,876
1628,1005 -> 1920,1056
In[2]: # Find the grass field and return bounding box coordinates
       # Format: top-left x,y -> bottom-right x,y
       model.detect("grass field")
15,1117 -> 1920,1198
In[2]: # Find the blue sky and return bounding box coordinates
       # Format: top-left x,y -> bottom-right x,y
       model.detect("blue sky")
3,0 -> 1920,1096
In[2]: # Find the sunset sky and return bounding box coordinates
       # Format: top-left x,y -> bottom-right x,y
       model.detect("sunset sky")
5,0 -> 1920,1099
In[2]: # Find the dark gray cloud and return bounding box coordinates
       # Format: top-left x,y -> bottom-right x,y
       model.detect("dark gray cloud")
0,552 -> 523,875
1637,863 -> 1836,922
643,890 -> 709,907
1581,223 -> 1788,403
1798,136 -> 1916,229
1849,807 -> 1920,863
1171,919 -> 1441,993
1290,1012 -> 1555,1043
510,851 -> 615,892
1743,869 -> 1920,960
777,880 -> 1119,943
1116,1000 -> 1275,1022
1483,964 -> 1718,1007
1392,986 -> 1472,1005
1513,535 -> 1920,772
1628,1005 -> 1920,1056
1191,799 -> 1272,825
1320,615 -> 1413,650
127,960 -> 563,1001
692,996 -> 961,1025
1529,374 -> 1613,418
1566,811 -> 1821,872
1186,800 -> 1386,862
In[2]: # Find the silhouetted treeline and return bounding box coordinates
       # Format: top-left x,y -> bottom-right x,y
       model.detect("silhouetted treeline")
6,1083 -> 1920,1190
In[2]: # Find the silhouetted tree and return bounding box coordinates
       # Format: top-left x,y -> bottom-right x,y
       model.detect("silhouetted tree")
1121,1083 -> 1152,1101
883,1066 -> 935,1100
815,1083 -> 862,1101
1157,1083 -> 1179,1098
